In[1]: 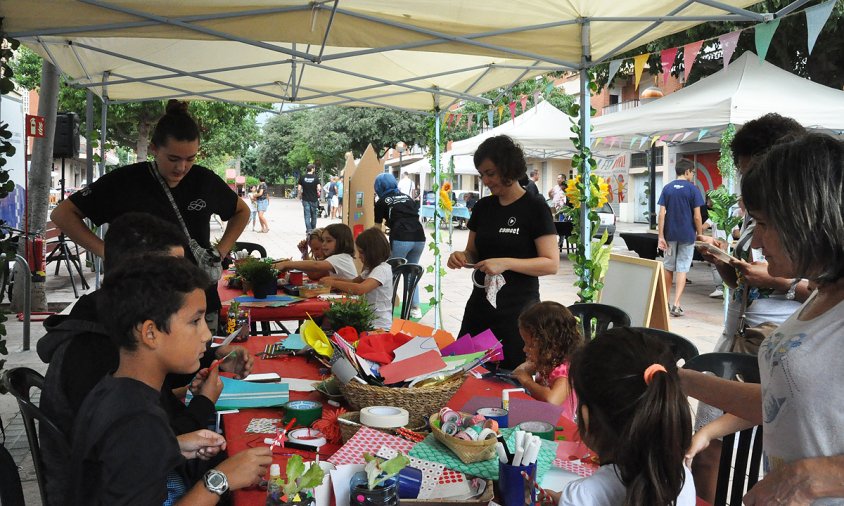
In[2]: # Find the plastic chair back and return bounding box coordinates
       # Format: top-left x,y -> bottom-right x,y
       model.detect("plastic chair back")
386,257 -> 407,269
684,353 -> 763,506
630,327 -> 700,365
567,303 -> 631,340
233,241 -> 268,258
391,264 -> 424,320
1,367 -> 71,506
0,445 -> 25,506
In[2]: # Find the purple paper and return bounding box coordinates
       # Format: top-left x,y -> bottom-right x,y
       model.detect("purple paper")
460,396 -> 564,426
440,330 -> 504,361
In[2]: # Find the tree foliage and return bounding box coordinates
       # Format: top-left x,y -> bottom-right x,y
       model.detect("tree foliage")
593,0 -> 844,90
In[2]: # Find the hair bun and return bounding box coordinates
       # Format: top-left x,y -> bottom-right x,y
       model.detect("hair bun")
165,99 -> 190,116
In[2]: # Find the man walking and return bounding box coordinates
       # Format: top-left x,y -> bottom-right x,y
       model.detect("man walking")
521,169 -> 540,196
298,164 -> 321,232
657,158 -> 703,317
398,171 -> 415,197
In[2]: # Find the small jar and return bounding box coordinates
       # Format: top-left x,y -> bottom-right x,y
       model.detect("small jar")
349,471 -> 398,506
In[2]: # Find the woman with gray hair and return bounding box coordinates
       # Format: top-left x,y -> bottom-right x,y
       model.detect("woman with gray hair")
683,133 -> 844,505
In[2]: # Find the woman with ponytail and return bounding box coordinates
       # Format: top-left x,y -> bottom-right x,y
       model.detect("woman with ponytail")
549,328 -> 696,505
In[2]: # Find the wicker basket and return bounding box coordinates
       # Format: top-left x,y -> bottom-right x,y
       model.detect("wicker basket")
338,411 -> 428,443
299,284 -> 331,298
429,412 -> 497,464
338,375 -> 466,427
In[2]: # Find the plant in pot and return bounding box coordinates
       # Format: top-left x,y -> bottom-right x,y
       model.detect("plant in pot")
323,297 -> 375,334
349,453 -> 410,506
236,257 -> 279,299
266,454 -> 326,506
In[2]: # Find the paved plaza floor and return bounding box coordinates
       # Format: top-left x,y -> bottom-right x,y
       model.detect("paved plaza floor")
0,196 -> 729,503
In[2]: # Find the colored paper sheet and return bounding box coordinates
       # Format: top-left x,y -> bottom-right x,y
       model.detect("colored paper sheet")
380,350 -> 447,384
440,330 -> 503,361
328,427 -> 414,467
188,377 -> 290,410
459,396 -> 564,427
281,333 -> 306,350
392,336 -> 440,362
233,294 -> 300,303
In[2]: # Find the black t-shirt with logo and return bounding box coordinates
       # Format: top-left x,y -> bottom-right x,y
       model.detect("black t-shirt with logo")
69,161 -> 239,311
298,173 -> 321,202
374,192 -> 425,242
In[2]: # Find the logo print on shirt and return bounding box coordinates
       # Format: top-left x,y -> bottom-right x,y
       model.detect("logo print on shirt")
187,199 -> 207,211
507,217 -> 517,226
80,188 -> 92,197
500,216 -> 520,234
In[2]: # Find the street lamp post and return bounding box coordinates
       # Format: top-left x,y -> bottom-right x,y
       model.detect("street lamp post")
395,141 -> 407,175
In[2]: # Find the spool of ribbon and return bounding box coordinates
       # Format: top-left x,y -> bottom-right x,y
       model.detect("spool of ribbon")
439,408 -> 461,424
360,406 -> 410,429
288,427 -> 328,447
477,407 -> 509,428
283,400 -> 324,427
441,421 -> 459,436
517,421 -> 555,441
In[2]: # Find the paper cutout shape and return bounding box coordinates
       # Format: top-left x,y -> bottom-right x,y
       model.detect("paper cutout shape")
392,336 -> 440,362
380,350 -> 447,384
302,318 -> 332,358
441,329 -> 504,361
282,333 -> 306,350
390,319 -> 456,349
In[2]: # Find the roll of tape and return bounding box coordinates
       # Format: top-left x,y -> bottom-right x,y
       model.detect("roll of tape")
441,421 -> 459,436
454,430 -> 473,441
470,414 -> 486,425
517,421 -> 555,441
439,408 -> 461,424
463,427 -> 481,441
477,407 -> 509,428
482,419 -> 499,432
288,428 -> 327,447
283,400 -> 323,427
360,406 -> 410,429
478,428 -> 498,441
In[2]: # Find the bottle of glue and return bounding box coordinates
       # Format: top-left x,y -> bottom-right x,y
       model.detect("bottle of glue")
502,388 -> 525,411
266,463 -> 282,506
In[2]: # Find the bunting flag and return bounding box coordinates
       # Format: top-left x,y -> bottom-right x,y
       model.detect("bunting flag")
533,91 -> 542,105
508,101 -> 517,122
520,95 -> 528,113
497,105 -> 504,125
467,114 -> 473,132
719,31 -> 741,70
681,131 -> 694,142
487,109 -> 494,128
607,59 -> 622,85
638,137 -> 648,149
633,54 -> 649,90
806,0 -> 836,54
671,133 -> 683,142
445,112 -> 453,126
595,137 -> 603,146
755,19 -> 781,62
660,48 -> 679,85
455,113 -> 463,127
683,41 -> 704,82
697,129 -> 709,141
545,82 -> 555,95
658,134 -> 669,143
630,137 -> 638,149
650,135 -> 661,147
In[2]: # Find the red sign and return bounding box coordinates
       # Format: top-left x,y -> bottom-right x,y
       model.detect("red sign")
25,114 -> 46,138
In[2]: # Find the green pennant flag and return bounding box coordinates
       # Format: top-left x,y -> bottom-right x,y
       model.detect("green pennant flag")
755,19 -> 781,63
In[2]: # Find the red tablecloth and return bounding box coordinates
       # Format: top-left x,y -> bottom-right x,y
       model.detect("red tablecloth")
218,278 -> 329,322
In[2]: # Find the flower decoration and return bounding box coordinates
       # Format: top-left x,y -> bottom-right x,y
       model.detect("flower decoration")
565,175 -> 609,209
439,181 -> 453,213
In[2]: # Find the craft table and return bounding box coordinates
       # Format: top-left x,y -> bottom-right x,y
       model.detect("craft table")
218,277 -> 330,333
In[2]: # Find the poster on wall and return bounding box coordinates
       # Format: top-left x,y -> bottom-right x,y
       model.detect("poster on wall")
593,155 -> 628,204
690,152 -> 723,195
0,95 -> 27,231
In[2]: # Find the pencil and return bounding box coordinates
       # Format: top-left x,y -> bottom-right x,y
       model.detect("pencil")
520,470 -> 555,505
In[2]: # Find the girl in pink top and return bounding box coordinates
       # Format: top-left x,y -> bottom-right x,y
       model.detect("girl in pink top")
512,301 -> 583,420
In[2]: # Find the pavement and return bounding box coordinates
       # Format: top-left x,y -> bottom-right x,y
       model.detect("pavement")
0,197 -> 728,503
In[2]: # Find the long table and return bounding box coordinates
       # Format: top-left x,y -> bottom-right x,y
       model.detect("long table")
218,278 -> 330,332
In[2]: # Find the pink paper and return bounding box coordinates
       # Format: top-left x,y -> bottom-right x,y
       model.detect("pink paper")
440,329 -> 504,361
459,396 -> 564,426
379,350 -> 447,384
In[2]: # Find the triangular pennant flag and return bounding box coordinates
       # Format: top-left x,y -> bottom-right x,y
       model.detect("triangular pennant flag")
638,137 -> 648,149
497,105 -> 504,124
520,95 -> 528,113
533,91 -> 541,105
545,82 -> 555,95
671,133 -> 683,142
681,131 -> 694,142
650,135 -> 661,147
683,41 -> 704,82
697,129 -> 709,141
805,0 -> 836,54
633,54 -> 649,90
658,134 -> 669,142
445,112 -> 453,126
455,113 -> 462,127
607,59 -> 622,85
660,47 -> 679,85
754,19 -> 781,62
508,101 -> 517,122
467,114 -> 473,132
487,109 -> 494,128
719,31 -> 741,70
595,137 -> 603,146
630,137 -> 638,149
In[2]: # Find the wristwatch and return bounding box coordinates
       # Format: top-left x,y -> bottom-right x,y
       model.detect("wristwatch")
203,469 -> 229,496
786,278 -> 800,300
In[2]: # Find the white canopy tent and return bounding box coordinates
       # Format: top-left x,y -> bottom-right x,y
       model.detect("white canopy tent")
403,153 -> 477,177
592,51 -> 844,147
450,100 -> 578,158
4,0 -> 803,321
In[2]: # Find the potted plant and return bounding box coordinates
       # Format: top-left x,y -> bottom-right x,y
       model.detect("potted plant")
236,257 -> 279,299
323,297 -> 375,334
349,453 -> 410,506
266,454 -> 326,506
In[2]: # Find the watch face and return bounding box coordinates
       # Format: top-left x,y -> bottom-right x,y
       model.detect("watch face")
209,474 -> 225,487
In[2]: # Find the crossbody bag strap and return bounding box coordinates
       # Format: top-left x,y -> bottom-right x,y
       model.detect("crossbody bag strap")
148,162 -> 193,241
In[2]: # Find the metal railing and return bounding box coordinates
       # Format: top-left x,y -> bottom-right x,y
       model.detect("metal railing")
601,99 -> 640,115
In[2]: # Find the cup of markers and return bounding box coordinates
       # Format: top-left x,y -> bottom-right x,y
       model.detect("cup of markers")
495,429 -> 544,506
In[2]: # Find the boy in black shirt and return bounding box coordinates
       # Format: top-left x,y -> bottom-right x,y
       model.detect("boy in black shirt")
70,257 -> 271,504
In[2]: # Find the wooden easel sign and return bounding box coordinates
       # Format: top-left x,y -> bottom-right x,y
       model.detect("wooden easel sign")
599,253 -> 669,330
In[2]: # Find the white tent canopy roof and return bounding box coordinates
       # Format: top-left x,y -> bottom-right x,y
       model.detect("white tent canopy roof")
450,100 -> 577,158
403,152 -> 478,176
4,0 -> 770,109
592,51 -> 844,146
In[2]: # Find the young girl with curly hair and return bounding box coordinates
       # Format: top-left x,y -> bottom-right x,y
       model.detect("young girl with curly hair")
512,301 -> 582,417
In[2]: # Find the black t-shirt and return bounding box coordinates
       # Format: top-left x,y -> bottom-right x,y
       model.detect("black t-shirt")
298,173 -> 320,202
327,182 -> 337,197
71,376 -> 184,505
256,182 -> 268,201
374,192 -> 425,242
69,161 -> 239,311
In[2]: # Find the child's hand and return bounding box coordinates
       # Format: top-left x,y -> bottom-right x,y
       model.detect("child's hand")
195,366 -> 224,403
297,239 -> 308,254
177,429 -> 226,460
217,447 -> 274,490
513,361 -> 536,382
321,277 -> 336,288
217,345 -> 254,379
684,429 -> 713,467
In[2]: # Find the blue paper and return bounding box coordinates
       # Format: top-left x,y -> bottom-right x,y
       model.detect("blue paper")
234,294 -> 300,303
282,333 -> 306,350
188,377 -> 290,410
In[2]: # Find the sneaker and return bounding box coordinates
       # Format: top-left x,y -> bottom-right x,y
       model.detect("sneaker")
409,307 -> 423,319
670,305 -> 685,317
709,288 -> 724,298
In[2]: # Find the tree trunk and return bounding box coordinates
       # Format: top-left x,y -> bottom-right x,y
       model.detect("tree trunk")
11,61 -> 59,312
136,120 -> 150,160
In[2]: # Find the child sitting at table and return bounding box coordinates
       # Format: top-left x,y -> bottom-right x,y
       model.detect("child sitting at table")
274,223 -> 357,281
511,301 -> 582,417
297,227 -> 325,260
548,328 -> 696,506
70,256 -> 272,504
321,227 -> 394,329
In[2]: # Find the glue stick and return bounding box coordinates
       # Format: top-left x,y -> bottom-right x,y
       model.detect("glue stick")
502,388 -> 525,411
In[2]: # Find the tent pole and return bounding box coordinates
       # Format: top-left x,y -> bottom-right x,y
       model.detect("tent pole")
95,88 -> 108,289
578,21 -> 592,290
434,106 -> 442,330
